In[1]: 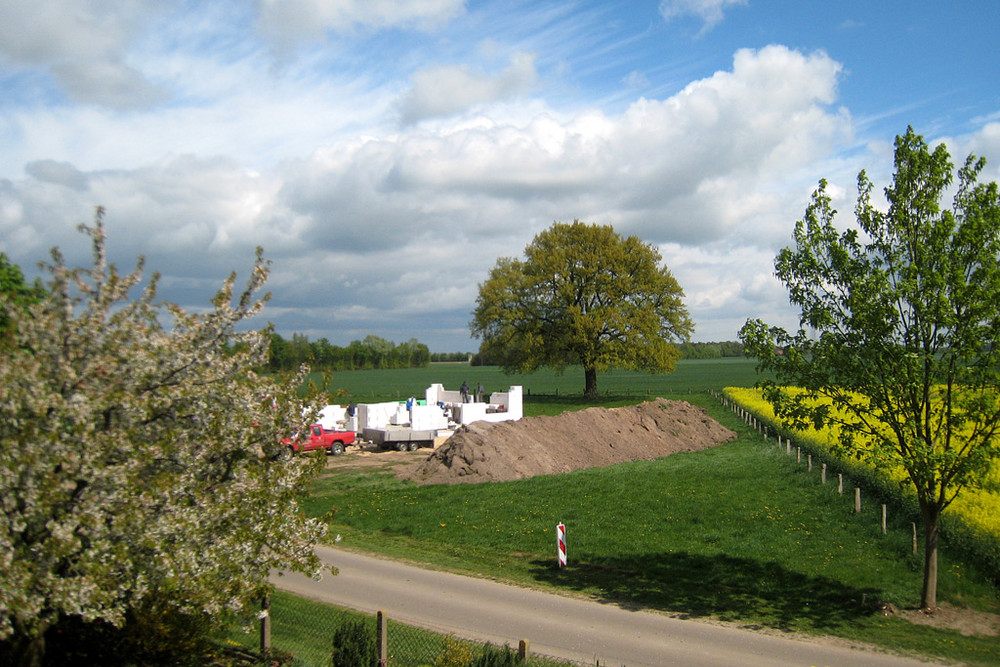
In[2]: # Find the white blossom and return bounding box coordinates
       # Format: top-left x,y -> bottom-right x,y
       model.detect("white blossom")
0,211 -> 327,655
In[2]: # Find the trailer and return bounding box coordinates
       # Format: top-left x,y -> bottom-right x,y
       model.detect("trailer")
363,426 -> 437,451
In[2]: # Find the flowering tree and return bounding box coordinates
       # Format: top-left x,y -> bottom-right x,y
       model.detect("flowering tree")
0,211 -> 328,665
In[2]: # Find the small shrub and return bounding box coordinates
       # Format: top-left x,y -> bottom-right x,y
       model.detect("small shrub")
432,636 -> 475,667
467,643 -> 519,667
330,619 -> 377,667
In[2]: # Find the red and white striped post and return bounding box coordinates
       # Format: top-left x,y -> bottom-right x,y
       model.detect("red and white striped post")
556,522 -> 567,568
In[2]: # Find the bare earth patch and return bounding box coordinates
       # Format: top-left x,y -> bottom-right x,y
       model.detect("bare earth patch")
400,398 -> 736,485
890,604 -> 1000,637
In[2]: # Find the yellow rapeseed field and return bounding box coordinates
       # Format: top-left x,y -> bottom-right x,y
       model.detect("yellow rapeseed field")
724,386 -> 1000,543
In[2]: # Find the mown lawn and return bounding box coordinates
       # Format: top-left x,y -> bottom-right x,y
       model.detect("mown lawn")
304,391 -> 1000,666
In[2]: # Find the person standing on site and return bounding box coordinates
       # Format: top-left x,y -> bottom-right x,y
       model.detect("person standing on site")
476,382 -> 484,403
460,381 -> 470,403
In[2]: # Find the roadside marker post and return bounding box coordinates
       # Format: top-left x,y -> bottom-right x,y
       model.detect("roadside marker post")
556,522 -> 567,568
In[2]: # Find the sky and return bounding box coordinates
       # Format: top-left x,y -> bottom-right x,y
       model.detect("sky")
1,0 -> 998,353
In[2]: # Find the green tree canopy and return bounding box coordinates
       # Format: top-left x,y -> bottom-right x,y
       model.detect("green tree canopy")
0,212 -> 327,665
471,220 -> 693,397
740,127 -> 1000,611
0,253 -> 45,344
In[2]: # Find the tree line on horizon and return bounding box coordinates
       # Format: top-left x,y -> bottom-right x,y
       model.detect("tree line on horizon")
266,331 -> 745,372
266,332 -> 432,371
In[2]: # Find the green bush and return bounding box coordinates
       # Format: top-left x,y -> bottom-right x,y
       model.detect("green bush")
330,619 -> 377,667
423,636 -> 474,667
467,643 -> 519,667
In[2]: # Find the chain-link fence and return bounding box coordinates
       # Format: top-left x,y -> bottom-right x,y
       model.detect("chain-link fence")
219,590 -> 585,667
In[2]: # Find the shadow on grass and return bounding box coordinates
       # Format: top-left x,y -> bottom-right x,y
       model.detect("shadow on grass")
529,550 -> 883,633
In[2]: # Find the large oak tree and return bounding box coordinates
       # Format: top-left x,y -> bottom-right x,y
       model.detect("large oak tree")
740,127 -> 1000,610
471,220 -> 692,398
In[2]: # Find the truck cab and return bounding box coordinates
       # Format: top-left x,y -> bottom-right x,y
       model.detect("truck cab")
284,424 -> 356,455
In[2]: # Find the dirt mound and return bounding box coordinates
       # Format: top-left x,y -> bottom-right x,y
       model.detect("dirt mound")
401,398 -> 737,485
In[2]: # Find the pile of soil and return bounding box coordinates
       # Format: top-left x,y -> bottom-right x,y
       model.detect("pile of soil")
401,398 -> 737,485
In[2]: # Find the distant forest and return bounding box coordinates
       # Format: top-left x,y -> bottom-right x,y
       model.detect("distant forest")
266,333 -> 432,371
266,333 -> 742,372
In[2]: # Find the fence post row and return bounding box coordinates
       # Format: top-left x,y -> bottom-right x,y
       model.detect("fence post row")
714,391 -> 910,549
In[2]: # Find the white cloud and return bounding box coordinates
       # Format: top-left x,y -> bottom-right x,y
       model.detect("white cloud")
398,52 -> 538,124
622,70 -> 650,89
0,0 -> 166,108
25,160 -> 89,191
0,43 -> 859,347
944,121 -> 1000,184
658,0 -> 747,31
256,0 -> 466,50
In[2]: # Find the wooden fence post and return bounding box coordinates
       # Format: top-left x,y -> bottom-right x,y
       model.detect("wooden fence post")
882,504 -> 887,534
855,487 -> 862,514
377,610 -> 388,666
838,474 -> 843,494
796,447 -> 801,463
821,463 -> 827,484
260,596 -> 271,656
518,639 -> 531,661
808,454 -> 812,471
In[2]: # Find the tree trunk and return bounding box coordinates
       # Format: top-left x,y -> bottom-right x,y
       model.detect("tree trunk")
920,503 -> 940,611
11,632 -> 45,667
583,367 -> 598,399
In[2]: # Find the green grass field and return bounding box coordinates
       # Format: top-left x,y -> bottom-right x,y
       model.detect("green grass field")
311,357 -> 768,403
300,381 -> 1000,666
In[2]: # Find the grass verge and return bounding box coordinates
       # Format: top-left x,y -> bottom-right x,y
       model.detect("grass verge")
304,392 -> 1000,666
219,590 -> 575,667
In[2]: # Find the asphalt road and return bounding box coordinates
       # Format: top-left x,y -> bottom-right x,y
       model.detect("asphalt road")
272,545 -> 939,667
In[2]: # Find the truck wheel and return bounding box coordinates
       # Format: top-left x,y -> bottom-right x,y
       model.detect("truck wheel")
408,442 -> 420,451
288,445 -> 297,457
396,442 -> 408,452
329,441 -> 345,455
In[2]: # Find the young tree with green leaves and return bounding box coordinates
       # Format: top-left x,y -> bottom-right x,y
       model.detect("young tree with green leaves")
740,127 -> 1000,611
0,211 -> 328,665
471,220 -> 693,398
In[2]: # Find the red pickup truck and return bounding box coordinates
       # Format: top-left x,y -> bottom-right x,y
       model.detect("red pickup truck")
284,424 -> 356,455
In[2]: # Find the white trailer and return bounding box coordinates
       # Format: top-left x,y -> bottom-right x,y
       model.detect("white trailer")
362,426 -> 437,451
